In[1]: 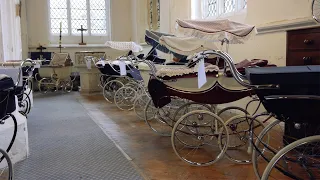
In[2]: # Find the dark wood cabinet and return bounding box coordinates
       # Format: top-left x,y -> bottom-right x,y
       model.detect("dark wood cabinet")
287,27 -> 320,66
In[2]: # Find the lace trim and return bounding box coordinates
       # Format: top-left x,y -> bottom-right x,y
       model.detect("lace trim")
156,64 -> 219,77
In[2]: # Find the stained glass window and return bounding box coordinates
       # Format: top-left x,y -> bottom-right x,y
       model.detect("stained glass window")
49,0 -> 110,36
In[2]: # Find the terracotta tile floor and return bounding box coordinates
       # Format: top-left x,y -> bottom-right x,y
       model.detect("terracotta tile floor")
78,94 -> 260,180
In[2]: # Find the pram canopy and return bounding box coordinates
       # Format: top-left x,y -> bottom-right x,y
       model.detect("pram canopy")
175,19 -> 256,44
145,30 -> 188,60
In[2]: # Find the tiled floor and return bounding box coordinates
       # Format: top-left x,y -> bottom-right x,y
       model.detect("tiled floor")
78,94 -> 260,180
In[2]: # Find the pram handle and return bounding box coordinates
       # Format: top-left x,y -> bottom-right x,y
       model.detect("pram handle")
192,50 -> 278,89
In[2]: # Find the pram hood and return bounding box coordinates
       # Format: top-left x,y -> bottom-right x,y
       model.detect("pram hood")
145,30 -> 188,60
175,19 -> 256,44
158,36 -> 218,56
104,41 -> 143,53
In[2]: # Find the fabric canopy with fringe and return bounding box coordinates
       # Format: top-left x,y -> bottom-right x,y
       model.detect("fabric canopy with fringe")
144,30 -> 188,60
175,19 -> 256,44
158,36 -> 218,56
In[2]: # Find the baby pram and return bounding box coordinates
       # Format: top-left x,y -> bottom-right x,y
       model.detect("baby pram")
1,60 -> 36,115
143,19 -> 279,167
195,48 -> 320,179
94,41 -> 149,111
0,60 -> 34,179
36,53 -> 74,93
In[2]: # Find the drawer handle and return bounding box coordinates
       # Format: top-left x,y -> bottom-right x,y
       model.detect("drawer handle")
303,57 -> 312,60
303,39 -> 314,45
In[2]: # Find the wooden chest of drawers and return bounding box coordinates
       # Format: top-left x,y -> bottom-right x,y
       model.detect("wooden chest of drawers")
287,27 -> 320,66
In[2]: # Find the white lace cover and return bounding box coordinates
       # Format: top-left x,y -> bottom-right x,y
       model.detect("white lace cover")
156,64 -> 219,77
104,41 -> 143,52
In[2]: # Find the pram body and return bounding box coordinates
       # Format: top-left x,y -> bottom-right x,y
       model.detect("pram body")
1,60 -> 36,114
36,53 -> 74,93
0,74 -> 29,173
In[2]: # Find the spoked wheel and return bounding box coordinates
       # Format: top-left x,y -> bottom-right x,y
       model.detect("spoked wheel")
38,78 -> 55,93
217,106 -> 249,121
19,93 -> 31,115
114,86 -> 137,111
252,119 -> 285,179
134,93 -> 150,120
64,80 -> 73,92
219,115 -> 267,164
144,97 -> 184,136
0,148 -> 13,180
103,80 -> 124,103
171,110 -> 229,166
173,102 -> 212,124
261,135 -> 320,180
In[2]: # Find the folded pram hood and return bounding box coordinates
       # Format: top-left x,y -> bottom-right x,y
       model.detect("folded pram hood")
175,19 -> 256,44
145,30 -> 188,60
159,36 -> 218,56
104,41 -> 143,53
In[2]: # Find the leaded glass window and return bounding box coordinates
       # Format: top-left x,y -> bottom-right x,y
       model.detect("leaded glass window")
49,0 -> 110,36
207,0 -> 218,17
203,0 -> 247,18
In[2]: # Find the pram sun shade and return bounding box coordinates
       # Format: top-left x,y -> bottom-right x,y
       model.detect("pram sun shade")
0,75 -> 16,119
246,65 -> 320,123
145,30 -> 188,61
175,19 -> 256,44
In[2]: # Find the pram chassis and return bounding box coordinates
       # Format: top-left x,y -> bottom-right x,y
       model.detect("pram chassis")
190,50 -> 320,179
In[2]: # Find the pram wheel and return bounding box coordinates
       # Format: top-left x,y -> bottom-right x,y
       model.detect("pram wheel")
103,79 -> 124,103
114,86 -> 137,111
217,106 -> 249,121
38,78 -> 55,93
172,102 -> 212,123
171,110 -> 229,166
0,148 -> 13,180
261,135 -> 320,180
64,81 -> 73,92
134,93 -> 150,120
144,97 -> 182,136
219,114 -> 266,164
252,119 -> 284,179
19,93 -> 31,115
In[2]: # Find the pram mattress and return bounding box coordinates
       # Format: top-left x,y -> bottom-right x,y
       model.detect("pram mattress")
0,75 -> 16,119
